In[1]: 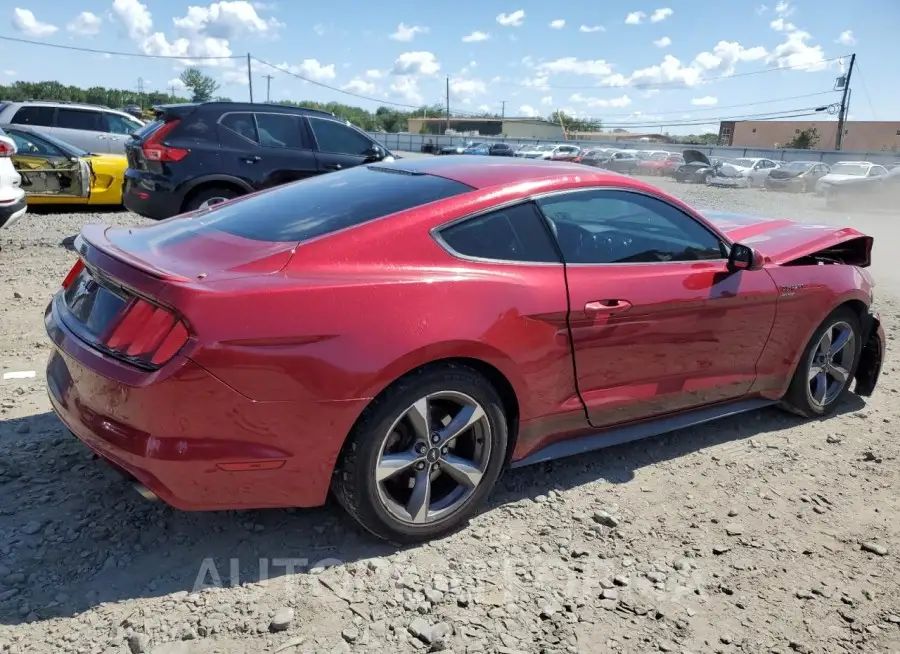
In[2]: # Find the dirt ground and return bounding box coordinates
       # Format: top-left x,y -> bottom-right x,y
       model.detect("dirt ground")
1,179 -> 898,654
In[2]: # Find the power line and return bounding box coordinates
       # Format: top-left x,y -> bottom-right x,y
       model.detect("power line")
505,55 -> 850,90
589,91 -> 837,119
0,34 -> 242,60
600,107 -> 831,130
851,61 -> 877,121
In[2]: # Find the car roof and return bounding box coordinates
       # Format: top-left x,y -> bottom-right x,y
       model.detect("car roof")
371,156 -> 637,191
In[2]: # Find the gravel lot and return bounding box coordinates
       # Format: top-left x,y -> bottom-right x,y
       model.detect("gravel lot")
1,177 -> 899,654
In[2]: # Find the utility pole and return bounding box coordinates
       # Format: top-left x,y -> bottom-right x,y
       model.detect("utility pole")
137,77 -> 145,109
168,85 -> 177,102
835,53 -> 855,150
263,74 -> 274,102
247,53 -> 254,103
500,100 -> 506,120
445,76 -> 450,135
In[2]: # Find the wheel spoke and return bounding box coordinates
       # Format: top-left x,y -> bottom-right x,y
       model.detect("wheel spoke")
405,397 -> 431,441
811,371 -> 828,405
376,451 -> 420,482
829,328 -> 852,356
827,363 -> 849,385
440,454 -> 483,488
818,327 -> 833,356
406,468 -> 432,524
808,364 -> 823,382
437,404 -> 485,446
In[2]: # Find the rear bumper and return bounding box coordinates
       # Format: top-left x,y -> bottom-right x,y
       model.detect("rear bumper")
123,170 -> 184,220
0,192 -> 27,229
855,311 -> 885,397
765,178 -> 802,191
44,294 -> 362,511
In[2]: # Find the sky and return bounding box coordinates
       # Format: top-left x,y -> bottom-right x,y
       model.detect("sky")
2,0 -> 897,134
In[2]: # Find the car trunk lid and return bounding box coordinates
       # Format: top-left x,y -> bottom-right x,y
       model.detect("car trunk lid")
702,210 -> 873,266
79,218 -> 296,284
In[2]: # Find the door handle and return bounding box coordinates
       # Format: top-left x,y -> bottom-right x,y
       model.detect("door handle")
96,135 -> 107,140
108,136 -> 120,141
585,299 -> 632,313
324,163 -> 342,171
240,156 -> 261,163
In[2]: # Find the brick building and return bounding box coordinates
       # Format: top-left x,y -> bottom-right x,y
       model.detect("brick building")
719,120 -> 900,152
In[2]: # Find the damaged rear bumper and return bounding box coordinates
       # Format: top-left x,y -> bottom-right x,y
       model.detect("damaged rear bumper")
855,311 -> 885,397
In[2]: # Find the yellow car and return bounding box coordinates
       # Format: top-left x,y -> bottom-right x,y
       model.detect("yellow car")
0,124 -> 127,206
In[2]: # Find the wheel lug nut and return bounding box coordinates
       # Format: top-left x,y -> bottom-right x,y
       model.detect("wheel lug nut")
416,462 -> 426,471
416,443 -> 426,454
441,447 -> 448,455
431,435 -> 440,444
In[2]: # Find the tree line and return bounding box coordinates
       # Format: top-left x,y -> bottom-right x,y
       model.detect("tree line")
0,69 -> 604,135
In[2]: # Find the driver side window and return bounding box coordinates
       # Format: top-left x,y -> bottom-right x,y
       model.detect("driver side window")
307,117 -> 374,155
536,190 -> 726,265
7,131 -> 65,158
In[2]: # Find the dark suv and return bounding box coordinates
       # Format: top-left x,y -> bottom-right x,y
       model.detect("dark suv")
123,102 -> 394,220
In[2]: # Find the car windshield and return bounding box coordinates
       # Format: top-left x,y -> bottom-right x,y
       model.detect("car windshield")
8,127 -> 89,157
733,159 -> 756,168
536,145 -> 555,151
650,153 -> 668,161
182,165 -> 475,242
829,163 -> 869,176
784,162 -> 815,172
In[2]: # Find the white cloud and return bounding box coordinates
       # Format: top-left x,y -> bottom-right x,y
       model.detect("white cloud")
389,22 -> 429,42
450,78 -> 487,97
519,104 -> 539,117
537,57 -> 613,76
769,29 -> 827,71
3,70 -> 17,76
571,93 -> 632,108
66,11 -> 102,36
11,8 -> 58,37
579,25 -> 604,33
173,1 -> 283,39
296,59 -> 336,81
462,30 -> 490,42
390,76 -> 422,104
770,18 -> 796,32
342,78 -> 377,95
391,51 -> 441,76
691,96 -> 718,106
625,11 -> 646,25
549,19 -> 565,29
365,69 -> 383,79
167,77 -> 187,90
541,95 -> 554,106
312,23 -> 326,36
654,36 -> 672,48
774,0 -> 793,16
111,0 -> 152,41
496,10 -> 526,27
836,30 -> 855,45
650,8 -> 673,22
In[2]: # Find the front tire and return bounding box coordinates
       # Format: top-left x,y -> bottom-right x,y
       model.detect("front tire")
780,308 -> 862,418
332,364 -> 508,543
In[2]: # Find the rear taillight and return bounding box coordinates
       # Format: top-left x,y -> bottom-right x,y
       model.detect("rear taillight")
0,137 -> 16,157
103,297 -> 189,367
142,119 -> 189,163
61,259 -> 85,289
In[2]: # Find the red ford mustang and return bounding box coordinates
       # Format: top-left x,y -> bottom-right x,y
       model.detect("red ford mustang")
45,157 -> 884,543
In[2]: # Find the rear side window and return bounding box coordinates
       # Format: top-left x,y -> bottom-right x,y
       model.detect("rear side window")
439,202 -> 560,263
10,105 -> 55,126
184,166 -> 474,242
134,119 -> 164,140
57,108 -> 104,131
255,113 -> 308,149
221,112 -> 258,142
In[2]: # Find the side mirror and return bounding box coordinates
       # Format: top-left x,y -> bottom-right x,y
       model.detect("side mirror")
727,243 -> 764,272
363,145 -> 385,162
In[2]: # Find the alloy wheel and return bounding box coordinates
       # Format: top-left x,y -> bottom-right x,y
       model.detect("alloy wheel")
375,391 -> 492,525
807,320 -> 855,407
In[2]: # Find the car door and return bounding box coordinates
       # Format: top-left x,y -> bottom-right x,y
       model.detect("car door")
535,188 -> 779,429
6,128 -> 91,203
218,111 -> 318,191
53,107 -> 108,153
749,159 -> 771,185
306,116 -> 384,172
102,111 -> 145,154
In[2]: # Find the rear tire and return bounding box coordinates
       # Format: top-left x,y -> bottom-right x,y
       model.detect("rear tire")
331,364 -> 508,543
183,185 -> 242,213
780,308 -> 862,418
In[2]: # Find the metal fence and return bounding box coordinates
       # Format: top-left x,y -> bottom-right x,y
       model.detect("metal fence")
368,131 -> 900,167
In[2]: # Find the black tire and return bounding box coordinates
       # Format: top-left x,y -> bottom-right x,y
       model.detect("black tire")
780,307 -> 862,418
183,185 -> 242,213
331,363 -> 508,543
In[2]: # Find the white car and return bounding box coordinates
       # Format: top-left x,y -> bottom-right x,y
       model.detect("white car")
708,157 -> 779,188
0,127 -> 26,232
815,161 -> 889,194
